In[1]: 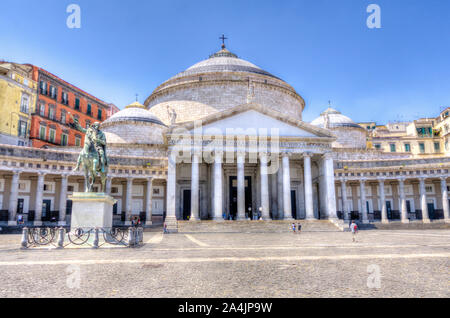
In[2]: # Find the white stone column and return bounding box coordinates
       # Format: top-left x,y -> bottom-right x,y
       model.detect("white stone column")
304,153 -> 314,220
259,153 -> 270,220
190,153 -> 200,221
8,170 -> 20,226
282,153 -> 293,220
105,177 -> 112,195
237,152 -> 246,220
166,152 -> 177,230
125,177 -> 133,225
58,174 -> 68,225
419,177 -> 430,223
277,164 -> 283,219
359,179 -> 369,224
340,178 -> 349,221
378,178 -> 388,224
270,173 -> 278,217
399,178 -> 409,223
145,177 -> 153,225
33,172 -> 45,226
323,153 -> 337,219
213,152 -> 223,221
440,177 -> 449,223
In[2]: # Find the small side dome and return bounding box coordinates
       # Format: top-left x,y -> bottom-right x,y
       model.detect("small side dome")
311,107 -> 367,149
310,107 -> 362,129
101,101 -> 166,145
102,101 -> 165,127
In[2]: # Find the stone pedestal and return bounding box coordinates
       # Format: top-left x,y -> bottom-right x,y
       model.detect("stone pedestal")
69,192 -> 116,231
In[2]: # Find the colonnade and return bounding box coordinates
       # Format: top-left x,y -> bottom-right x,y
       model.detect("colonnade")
338,176 -> 450,223
166,151 -> 337,221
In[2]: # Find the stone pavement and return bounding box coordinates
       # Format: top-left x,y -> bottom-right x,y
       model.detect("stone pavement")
0,229 -> 449,298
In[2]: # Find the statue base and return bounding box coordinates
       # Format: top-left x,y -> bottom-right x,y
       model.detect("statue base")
69,192 -> 116,231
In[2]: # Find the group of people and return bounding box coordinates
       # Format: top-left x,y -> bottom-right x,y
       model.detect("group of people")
291,220 -> 359,242
130,216 -> 141,227
291,223 -> 302,233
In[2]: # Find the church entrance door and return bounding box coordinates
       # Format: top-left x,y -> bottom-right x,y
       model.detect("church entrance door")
229,176 -> 252,220
291,190 -> 297,219
182,190 -> 191,220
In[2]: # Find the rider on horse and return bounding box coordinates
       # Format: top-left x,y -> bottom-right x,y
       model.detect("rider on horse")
70,114 -> 108,173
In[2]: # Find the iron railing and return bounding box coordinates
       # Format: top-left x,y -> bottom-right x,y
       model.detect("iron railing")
21,226 -> 144,249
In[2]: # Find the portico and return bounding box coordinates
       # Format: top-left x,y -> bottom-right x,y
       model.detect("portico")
165,103 -> 338,228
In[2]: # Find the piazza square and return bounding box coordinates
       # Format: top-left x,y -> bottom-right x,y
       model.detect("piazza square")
0,228 -> 449,298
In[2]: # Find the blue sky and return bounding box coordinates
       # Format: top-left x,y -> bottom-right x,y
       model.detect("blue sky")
1,0 -> 449,123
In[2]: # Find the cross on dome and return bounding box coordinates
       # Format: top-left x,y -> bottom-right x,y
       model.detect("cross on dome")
219,34 -> 228,49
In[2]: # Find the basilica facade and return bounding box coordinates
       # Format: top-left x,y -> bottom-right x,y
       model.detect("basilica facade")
0,44 -> 449,230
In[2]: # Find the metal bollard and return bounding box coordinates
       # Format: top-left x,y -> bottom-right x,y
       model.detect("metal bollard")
57,227 -> 65,249
92,228 -> 99,249
127,227 -> 135,247
20,227 -> 28,249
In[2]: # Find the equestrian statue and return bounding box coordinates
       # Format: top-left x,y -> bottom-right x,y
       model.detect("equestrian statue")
69,113 -> 108,192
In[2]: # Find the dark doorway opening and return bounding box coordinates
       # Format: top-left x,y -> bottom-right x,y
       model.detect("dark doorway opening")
182,189 -> 191,220
229,176 -> 252,220
17,198 -> 24,214
66,199 -> 73,215
386,201 -> 392,219
291,190 -> 297,219
42,199 -> 51,221
428,203 -> 435,219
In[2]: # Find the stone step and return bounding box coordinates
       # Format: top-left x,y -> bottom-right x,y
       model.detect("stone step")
357,220 -> 450,231
176,220 -> 341,233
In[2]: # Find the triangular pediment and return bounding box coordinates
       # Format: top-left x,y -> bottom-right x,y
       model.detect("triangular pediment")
178,103 -> 335,139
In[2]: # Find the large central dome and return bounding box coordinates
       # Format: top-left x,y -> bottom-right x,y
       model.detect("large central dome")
171,47 -> 280,80
144,45 -> 305,125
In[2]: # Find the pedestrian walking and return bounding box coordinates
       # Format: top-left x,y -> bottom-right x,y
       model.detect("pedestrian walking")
297,223 -> 301,233
350,220 -> 358,242
291,223 -> 296,233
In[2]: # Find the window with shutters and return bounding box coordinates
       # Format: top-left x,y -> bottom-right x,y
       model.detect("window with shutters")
49,128 -> 56,143
87,104 -> 92,116
75,98 -> 80,110
61,92 -> 69,105
419,143 -> 425,153
49,86 -> 57,99
39,126 -> 46,140
18,121 -> 27,137
97,109 -> 102,120
20,94 -> 29,113
48,105 -> 56,120
434,142 -> 440,152
404,143 -> 411,152
61,133 -> 68,146
40,81 -> 47,95
60,110 -> 66,124
39,101 -> 46,117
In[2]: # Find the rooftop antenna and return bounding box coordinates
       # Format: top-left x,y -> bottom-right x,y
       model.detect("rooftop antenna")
135,93 -> 138,102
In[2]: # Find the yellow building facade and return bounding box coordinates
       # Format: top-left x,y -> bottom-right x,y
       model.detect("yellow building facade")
360,108 -> 449,158
0,63 -> 37,146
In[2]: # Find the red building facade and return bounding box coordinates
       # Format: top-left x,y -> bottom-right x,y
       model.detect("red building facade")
30,68 -> 112,148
